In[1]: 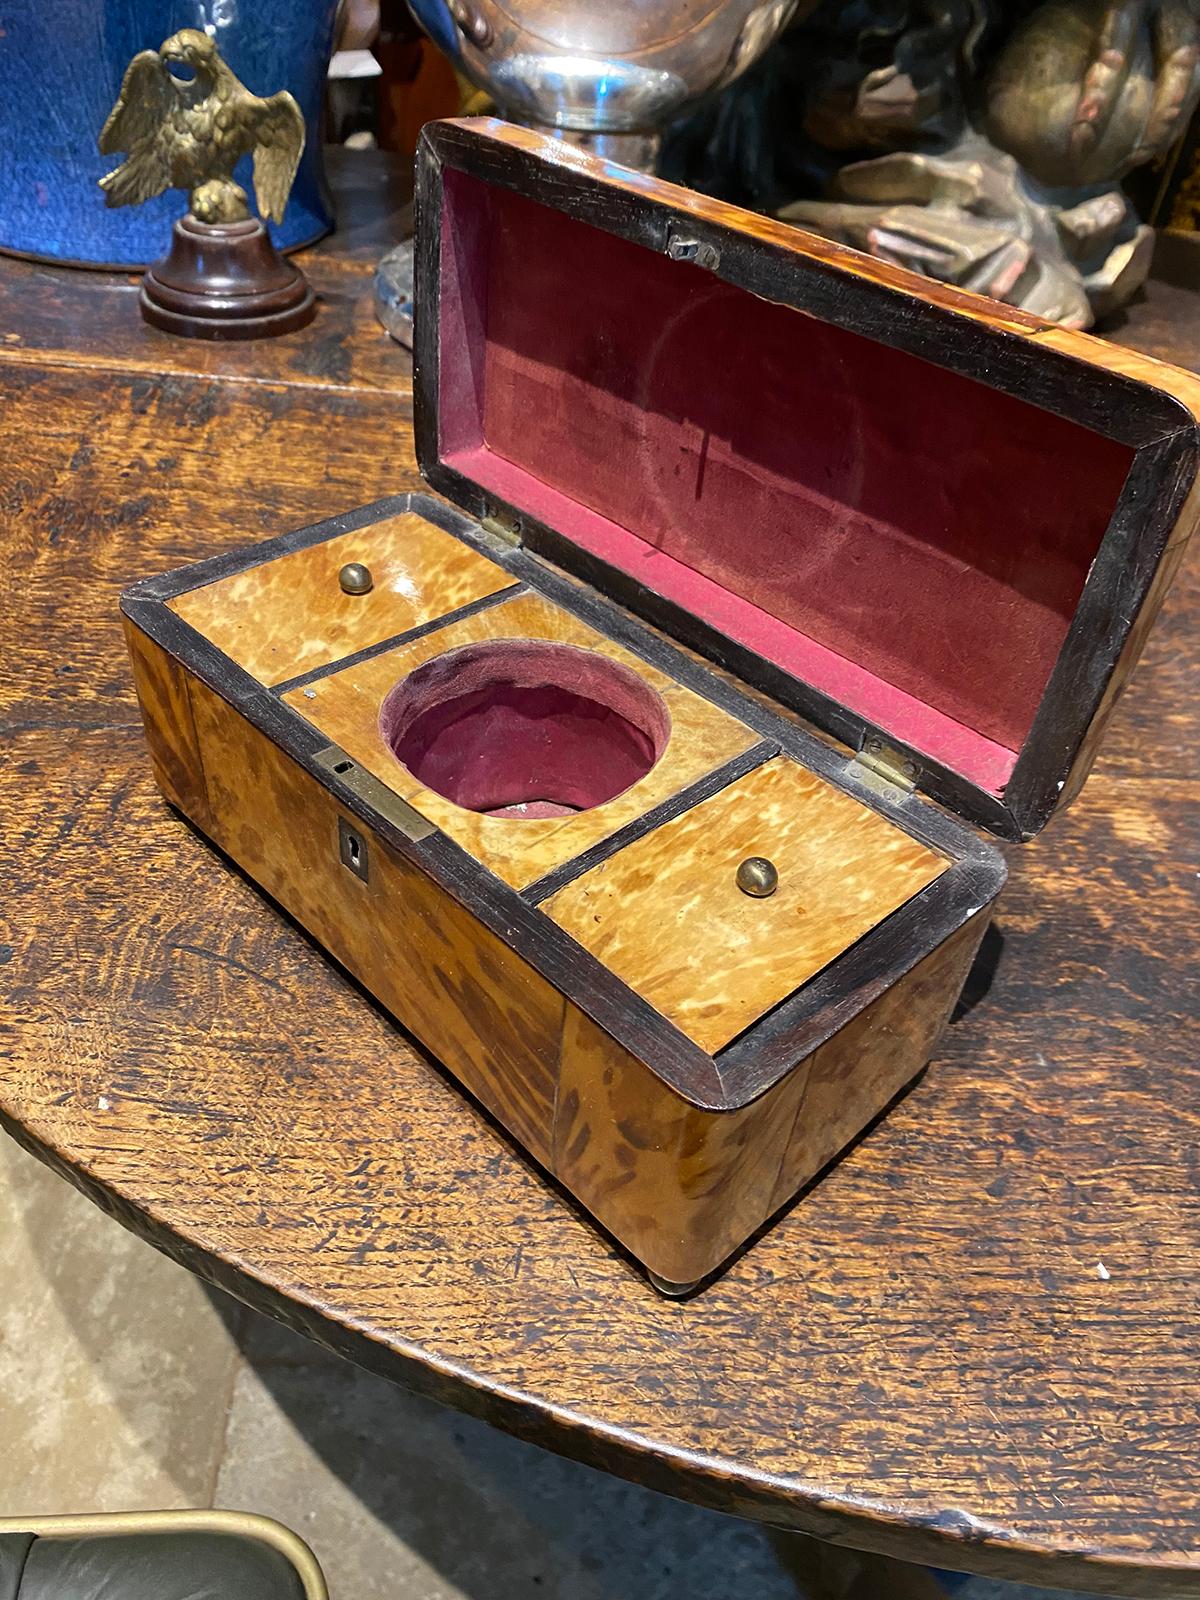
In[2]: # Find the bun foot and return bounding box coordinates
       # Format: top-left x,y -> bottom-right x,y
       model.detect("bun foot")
648,1272 -> 700,1298
140,215 -> 315,341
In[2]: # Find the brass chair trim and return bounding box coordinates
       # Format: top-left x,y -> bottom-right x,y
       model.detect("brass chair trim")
0,1509 -> 327,1600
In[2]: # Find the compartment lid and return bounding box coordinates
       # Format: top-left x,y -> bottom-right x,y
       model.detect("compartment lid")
412,117 -> 1200,841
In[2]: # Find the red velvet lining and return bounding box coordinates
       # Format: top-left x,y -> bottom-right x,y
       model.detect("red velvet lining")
379,640 -> 670,815
437,167 -> 1135,793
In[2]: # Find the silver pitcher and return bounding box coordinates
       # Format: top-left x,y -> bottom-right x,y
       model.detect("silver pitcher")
376,0 -> 799,340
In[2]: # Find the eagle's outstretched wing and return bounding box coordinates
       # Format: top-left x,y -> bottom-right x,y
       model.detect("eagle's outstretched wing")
250,91 -> 305,224
98,50 -> 175,208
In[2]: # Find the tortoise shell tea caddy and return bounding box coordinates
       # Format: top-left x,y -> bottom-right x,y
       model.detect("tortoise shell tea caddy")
122,119 -> 1200,1293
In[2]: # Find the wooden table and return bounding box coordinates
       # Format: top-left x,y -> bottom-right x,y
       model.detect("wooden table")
2,154 -> 1198,1597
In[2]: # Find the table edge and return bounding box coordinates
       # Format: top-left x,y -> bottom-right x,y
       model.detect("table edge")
2,1108 -> 1197,1597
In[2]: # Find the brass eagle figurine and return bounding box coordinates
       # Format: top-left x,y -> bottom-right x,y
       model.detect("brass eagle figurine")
99,29 -> 305,225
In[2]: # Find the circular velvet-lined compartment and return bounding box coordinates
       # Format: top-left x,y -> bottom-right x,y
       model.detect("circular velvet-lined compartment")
379,640 -> 671,818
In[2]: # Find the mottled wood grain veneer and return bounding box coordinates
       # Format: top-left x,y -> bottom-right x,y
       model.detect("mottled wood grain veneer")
282,589 -> 761,889
545,757 -> 947,1053
9,143 -> 1200,1591
170,511 -> 516,685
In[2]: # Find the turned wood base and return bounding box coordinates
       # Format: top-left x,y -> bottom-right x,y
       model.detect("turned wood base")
141,216 -> 315,341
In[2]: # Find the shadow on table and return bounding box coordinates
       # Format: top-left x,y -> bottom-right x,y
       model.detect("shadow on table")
201,1283 -> 807,1600
951,923 -> 1006,1024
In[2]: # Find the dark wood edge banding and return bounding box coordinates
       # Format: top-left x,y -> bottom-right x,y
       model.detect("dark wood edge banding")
2,1108 -> 1194,1598
411,139 -> 441,499
122,490 -> 1003,1112
269,582 -> 524,696
413,120 -> 1200,844
715,856 -> 999,1098
410,827 -> 731,1105
1005,427 -> 1199,834
520,739 -> 778,906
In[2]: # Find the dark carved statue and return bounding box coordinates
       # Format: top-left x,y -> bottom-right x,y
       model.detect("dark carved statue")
664,0 -> 1200,326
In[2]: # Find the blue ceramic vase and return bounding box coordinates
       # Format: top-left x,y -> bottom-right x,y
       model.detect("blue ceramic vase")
0,0 -> 338,267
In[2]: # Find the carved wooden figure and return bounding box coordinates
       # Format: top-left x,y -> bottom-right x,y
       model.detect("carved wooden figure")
122,120 -> 1200,1292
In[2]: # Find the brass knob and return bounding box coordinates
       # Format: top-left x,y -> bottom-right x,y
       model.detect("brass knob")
736,856 -> 778,898
339,562 -> 373,595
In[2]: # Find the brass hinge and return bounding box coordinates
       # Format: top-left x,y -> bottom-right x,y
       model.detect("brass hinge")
479,507 -> 523,551
851,735 -> 919,797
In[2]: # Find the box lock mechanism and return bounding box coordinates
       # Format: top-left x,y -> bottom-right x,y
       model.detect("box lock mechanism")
338,815 -> 369,881
666,233 -> 721,272
312,746 -> 436,889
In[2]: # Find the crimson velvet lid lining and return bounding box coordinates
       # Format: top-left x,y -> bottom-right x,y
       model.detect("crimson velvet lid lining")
434,166 -> 1135,798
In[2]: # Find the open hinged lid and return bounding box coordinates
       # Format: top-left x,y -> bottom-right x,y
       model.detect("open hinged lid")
412,118 -> 1200,842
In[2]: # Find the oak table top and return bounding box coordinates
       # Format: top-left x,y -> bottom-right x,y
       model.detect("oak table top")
1,154 -> 1198,1596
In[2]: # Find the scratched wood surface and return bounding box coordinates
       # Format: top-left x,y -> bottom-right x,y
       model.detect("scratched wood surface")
0,156 -> 1198,1595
